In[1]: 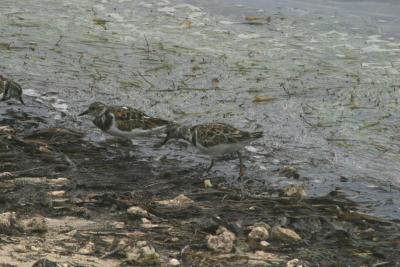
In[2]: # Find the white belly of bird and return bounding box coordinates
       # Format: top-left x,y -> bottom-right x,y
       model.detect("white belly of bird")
106,120 -> 166,138
196,141 -> 248,157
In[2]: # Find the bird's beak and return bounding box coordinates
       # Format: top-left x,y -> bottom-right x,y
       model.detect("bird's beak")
78,109 -> 89,116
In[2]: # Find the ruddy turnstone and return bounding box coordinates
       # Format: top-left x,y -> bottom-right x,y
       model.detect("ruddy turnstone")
79,102 -> 172,138
0,75 -> 24,104
162,122 -> 263,176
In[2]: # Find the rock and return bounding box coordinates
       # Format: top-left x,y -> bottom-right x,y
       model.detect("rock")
169,258 -> 180,266
247,251 -> 286,265
281,185 -> 307,198
110,221 -> 125,229
248,223 -> 271,250
204,179 -> 213,188
259,241 -> 270,249
248,226 -> 270,241
125,241 -> 160,265
0,172 -> 13,178
14,244 -> 27,252
287,258 -> 308,267
65,229 -> 78,237
22,216 -> 47,233
126,230 -> 146,238
32,258 -> 60,267
253,222 -> 271,231
0,212 -> 22,234
207,226 -> 236,253
0,125 -> 16,136
156,194 -> 194,207
39,145 -> 51,153
30,245 -> 41,252
271,226 -> 301,243
78,241 -> 96,255
48,190 -> 66,197
114,238 -> 130,255
48,177 -> 69,185
141,218 -> 159,228
127,206 -> 149,218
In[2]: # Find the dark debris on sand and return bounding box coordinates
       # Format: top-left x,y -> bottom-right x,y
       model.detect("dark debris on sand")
0,116 -> 400,266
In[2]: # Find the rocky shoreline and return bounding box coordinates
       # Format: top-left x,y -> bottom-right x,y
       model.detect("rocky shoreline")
1,119 -> 399,266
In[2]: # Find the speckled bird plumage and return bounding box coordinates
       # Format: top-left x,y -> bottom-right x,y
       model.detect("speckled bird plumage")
163,122 -> 263,176
79,102 -> 172,138
0,75 -> 24,104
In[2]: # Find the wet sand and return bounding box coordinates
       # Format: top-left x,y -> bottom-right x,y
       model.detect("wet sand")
1,0 -> 400,265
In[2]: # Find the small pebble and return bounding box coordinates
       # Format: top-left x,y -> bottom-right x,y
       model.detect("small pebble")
48,190 -> 66,197
52,177 -> 69,184
248,226 -> 269,241
259,240 -> 270,249
156,194 -> 194,207
207,226 -> 236,253
204,179 -> 213,188
78,241 -> 95,255
169,258 -> 180,266
127,206 -> 149,218
125,241 -> 160,265
22,216 -> 47,233
271,226 -> 301,243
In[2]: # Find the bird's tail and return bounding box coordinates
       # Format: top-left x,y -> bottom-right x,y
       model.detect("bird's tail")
250,131 -> 263,139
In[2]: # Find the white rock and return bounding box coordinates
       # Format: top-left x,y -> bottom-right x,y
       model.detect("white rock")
0,172 -> 13,178
156,194 -> 194,207
111,221 -> 125,229
259,240 -> 270,249
22,216 -> 47,233
204,179 -> 213,188
125,241 -> 160,265
14,244 -> 27,252
48,177 -> 69,185
0,212 -> 21,233
248,226 -> 269,241
78,241 -> 96,255
271,226 -> 301,243
48,190 -> 66,197
141,218 -> 159,228
287,258 -> 306,267
127,206 -> 149,218
207,226 -> 236,253
169,258 -> 180,266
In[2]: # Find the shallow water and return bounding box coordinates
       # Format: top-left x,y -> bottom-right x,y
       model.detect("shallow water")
1,0 -> 400,219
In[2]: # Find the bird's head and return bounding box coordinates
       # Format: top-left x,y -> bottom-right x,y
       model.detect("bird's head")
79,102 -> 106,117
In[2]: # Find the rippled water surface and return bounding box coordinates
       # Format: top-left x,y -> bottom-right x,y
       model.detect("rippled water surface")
1,0 -> 400,218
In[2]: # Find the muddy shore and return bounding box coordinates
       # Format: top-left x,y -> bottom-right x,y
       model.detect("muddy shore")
1,0 -> 400,265
1,112 -> 399,266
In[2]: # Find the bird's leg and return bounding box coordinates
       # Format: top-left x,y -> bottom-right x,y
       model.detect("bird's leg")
237,151 -> 245,177
206,158 -> 215,173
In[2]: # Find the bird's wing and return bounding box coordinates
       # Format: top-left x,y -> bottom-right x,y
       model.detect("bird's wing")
195,123 -> 252,147
109,106 -> 171,131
